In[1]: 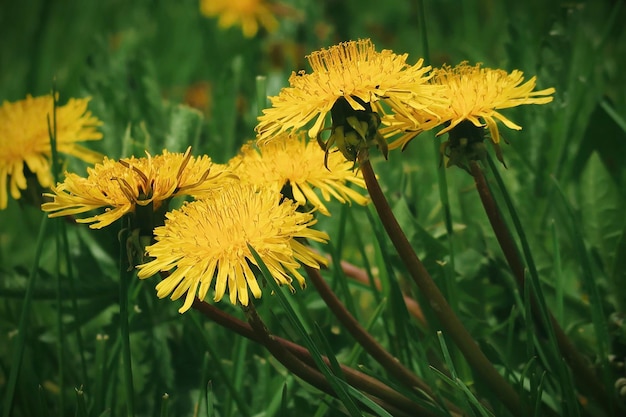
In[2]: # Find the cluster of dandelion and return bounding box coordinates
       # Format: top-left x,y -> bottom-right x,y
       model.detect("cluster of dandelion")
17,37 -> 620,417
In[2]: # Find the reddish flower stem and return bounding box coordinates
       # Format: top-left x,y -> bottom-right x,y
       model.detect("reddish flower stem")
305,266 -> 434,394
359,156 -> 524,417
191,298 -> 441,417
469,160 -> 612,413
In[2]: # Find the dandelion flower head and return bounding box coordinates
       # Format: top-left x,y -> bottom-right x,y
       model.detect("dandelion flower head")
42,148 -> 233,229
200,0 -> 279,38
256,39 -> 441,144
229,133 -> 369,216
388,62 -> 556,150
0,94 -> 102,209
137,184 -> 329,313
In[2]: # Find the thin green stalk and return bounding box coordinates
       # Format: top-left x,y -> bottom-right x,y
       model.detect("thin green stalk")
255,75 -> 267,117
476,158 -> 613,413
118,226 -> 135,417
329,205 -> 359,318
2,214 -> 50,417
48,92 -> 87,381
225,338 -> 248,417
245,302 -> 419,417
550,222 -> 564,325
93,334 -> 110,413
54,220 -> 65,416
243,302 -> 357,413
416,0 -> 468,382
346,209 -> 382,306
416,0 -> 458,311
75,386 -> 88,417
551,175 -> 616,414
61,226 -> 88,384
227,55 -> 243,157
189,315 -> 252,417
48,87 -> 66,416
159,393 -> 170,417
359,156 -> 523,417
304,265 -> 435,398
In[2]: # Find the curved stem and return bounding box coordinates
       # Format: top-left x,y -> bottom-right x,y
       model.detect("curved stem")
469,160 -> 612,412
243,302 -> 418,417
359,156 -> 523,417
191,298 -> 440,417
243,302 -> 334,393
305,266 -> 434,396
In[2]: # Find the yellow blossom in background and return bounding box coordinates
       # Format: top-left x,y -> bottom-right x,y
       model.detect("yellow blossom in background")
387,62 -> 556,150
200,0 -> 279,38
137,184 -> 329,313
42,148 -> 234,229
256,39 -> 444,145
0,94 -> 102,209
229,133 -> 369,216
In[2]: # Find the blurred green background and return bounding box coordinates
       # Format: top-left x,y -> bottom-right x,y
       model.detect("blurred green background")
1,0 -> 625,416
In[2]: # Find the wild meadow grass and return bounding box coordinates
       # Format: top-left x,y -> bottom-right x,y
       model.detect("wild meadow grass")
1,1 -> 625,416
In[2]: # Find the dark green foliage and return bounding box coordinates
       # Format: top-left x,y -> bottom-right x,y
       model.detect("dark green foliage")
1,0 -> 625,416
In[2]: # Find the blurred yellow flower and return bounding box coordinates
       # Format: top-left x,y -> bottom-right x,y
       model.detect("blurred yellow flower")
387,62 -> 556,150
229,133 -> 369,216
137,184 -> 328,313
42,148 -> 233,229
200,0 -> 279,38
0,94 -> 102,209
256,39 -> 443,162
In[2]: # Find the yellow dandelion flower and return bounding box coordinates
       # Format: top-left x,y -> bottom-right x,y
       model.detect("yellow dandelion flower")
229,133 -> 369,216
136,184 -> 329,313
200,0 -> 279,38
256,39 -> 444,163
42,147 -> 234,229
0,94 -> 102,209
387,62 -> 556,150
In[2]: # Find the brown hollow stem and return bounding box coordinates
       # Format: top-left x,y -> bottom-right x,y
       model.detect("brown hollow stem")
305,265 -> 434,395
337,259 -> 454,379
469,160 -> 613,413
191,298 -> 440,417
359,156 -> 524,417
243,302 -> 338,395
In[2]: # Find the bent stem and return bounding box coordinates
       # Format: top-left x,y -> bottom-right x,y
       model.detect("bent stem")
191,299 -> 437,417
469,159 -> 612,412
242,302 -> 416,417
305,265 -> 435,396
358,155 -> 523,417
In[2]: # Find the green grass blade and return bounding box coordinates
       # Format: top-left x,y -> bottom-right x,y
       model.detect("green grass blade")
159,393 -> 170,417
2,214 -> 50,417
550,221 -> 564,325
338,381 -> 395,417
255,75 -> 267,117
552,177 -> 613,405
487,155 -> 585,414
189,315 -> 252,417
117,226 -> 135,417
247,244 -> 362,417
347,208 -> 382,306
75,386 -> 88,417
